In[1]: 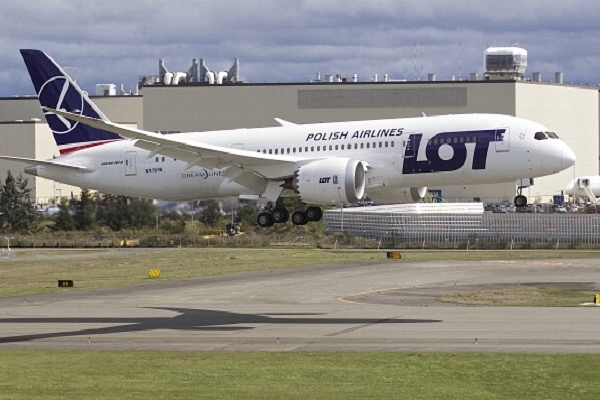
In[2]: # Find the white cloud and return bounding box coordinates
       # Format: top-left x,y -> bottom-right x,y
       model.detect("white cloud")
1,0 -> 599,96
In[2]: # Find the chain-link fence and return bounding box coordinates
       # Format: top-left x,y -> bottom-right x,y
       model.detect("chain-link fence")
1,211 -> 599,250
323,209 -> 600,248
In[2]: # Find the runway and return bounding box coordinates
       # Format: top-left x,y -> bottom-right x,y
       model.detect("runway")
1,256 -> 599,353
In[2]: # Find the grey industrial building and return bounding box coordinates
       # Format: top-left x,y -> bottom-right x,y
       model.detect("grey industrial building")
0,48 -> 597,206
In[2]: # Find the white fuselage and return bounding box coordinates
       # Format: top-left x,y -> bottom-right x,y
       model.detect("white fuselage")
27,113 -> 575,204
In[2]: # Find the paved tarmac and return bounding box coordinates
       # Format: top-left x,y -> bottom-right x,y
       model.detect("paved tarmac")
0,256 -> 599,353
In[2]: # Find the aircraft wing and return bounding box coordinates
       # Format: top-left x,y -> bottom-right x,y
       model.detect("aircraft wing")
43,108 -> 302,176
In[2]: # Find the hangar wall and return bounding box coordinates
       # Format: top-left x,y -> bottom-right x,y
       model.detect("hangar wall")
0,121 -> 80,203
0,96 -> 143,203
143,81 -> 518,132
514,82 -> 599,201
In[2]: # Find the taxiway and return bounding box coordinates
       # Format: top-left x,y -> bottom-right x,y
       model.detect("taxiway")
0,256 -> 599,353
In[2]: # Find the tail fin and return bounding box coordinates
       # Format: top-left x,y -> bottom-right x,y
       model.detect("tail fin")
20,49 -> 122,155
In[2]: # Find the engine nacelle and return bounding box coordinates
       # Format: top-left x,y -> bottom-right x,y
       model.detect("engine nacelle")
409,186 -> 428,202
295,158 -> 366,204
364,186 -> 428,204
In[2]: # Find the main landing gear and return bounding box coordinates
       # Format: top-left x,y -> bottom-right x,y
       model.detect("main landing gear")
257,203 -> 323,227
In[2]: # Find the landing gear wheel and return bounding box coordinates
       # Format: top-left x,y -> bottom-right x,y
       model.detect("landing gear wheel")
272,207 -> 289,223
514,195 -> 527,208
306,206 -> 323,222
291,211 -> 309,226
257,212 -> 275,227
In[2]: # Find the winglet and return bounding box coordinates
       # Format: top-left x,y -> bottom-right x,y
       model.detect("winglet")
274,118 -> 297,127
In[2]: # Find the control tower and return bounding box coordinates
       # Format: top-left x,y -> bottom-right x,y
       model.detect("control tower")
483,46 -> 527,80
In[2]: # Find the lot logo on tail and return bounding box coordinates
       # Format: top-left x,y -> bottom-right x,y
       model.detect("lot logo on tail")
38,76 -> 85,135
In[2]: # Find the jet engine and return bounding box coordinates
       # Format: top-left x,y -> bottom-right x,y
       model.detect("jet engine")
294,158 -> 366,204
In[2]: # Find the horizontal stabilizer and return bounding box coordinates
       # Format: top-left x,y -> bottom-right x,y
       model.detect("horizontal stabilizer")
0,156 -> 92,171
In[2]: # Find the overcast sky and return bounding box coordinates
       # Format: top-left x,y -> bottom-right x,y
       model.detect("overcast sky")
1,0 -> 599,97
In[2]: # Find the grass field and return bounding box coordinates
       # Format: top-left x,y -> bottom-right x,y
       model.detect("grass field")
1,248 -> 600,399
0,351 -> 599,399
0,248 -> 598,298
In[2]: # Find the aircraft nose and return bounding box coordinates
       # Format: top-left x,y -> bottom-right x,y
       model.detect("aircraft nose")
562,144 -> 576,169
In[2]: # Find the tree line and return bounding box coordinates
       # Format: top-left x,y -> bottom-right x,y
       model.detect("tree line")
0,172 -> 260,234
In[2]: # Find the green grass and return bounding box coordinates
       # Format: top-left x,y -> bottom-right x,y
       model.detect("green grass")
0,351 -> 598,399
441,287 -> 598,306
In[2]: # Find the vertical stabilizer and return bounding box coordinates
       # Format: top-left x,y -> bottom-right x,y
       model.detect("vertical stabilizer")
20,49 -> 122,155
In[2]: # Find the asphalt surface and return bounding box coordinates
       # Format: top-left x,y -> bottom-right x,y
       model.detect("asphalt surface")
0,256 -> 599,353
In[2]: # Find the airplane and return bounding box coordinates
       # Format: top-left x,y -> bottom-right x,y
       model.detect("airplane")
565,176 -> 600,204
1,49 -> 576,227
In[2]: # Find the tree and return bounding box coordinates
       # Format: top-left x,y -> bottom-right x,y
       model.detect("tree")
97,195 -> 155,231
127,197 -> 156,229
75,188 -> 96,231
237,203 -> 258,228
52,202 -> 76,231
198,200 -> 223,227
0,171 -> 36,233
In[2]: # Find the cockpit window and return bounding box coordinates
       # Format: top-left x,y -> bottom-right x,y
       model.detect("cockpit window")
546,131 -> 559,139
534,131 -> 547,140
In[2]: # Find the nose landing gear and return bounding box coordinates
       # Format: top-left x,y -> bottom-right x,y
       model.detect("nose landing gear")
514,178 -> 532,208
514,192 -> 528,208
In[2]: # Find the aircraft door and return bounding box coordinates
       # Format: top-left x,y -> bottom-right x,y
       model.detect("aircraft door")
495,126 -> 509,152
125,151 -> 137,176
402,133 -> 417,158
